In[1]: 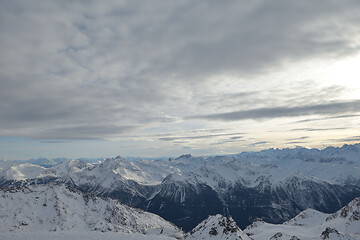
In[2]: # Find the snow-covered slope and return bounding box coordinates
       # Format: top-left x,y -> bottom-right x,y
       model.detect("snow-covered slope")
0,184 -> 183,239
0,231 -> 178,240
186,214 -> 251,240
0,160 -> 46,181
244,197 -> 360,240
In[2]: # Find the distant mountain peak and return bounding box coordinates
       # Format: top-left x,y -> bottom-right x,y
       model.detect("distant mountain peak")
326,197 -> 360,222
176,154 -> 192,160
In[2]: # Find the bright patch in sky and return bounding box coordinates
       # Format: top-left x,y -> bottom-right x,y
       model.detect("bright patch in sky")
329,53 -> 360,98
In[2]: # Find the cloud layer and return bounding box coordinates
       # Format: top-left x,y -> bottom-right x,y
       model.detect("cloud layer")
1,0 -> 360,158
193,100 -> 360,121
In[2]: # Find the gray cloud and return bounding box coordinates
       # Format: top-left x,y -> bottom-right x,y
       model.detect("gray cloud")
157,0 -> 360,78
340,136 -> 360,142
210,137 -> 245,146
292,114 -> 360,124
285,141 -> 307,144
41,140 -> 71,144
250,141 -> 270,147
291,127 -> 347,132
195,84 -> 350,114
158,132 -> 244,142
0,0 -> 360,141
192,100 -> 360,121
230,136 -> 243,140
287,136 -> 309,141
37,125 -> 139,140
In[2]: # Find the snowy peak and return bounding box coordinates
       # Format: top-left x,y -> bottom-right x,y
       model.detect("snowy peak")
23,158 -> 57,168
100,156 -> 127,168
175,154 -> 193,160
46,159 -> 92,175
162,173 -> 192,185
186,214 -> 251,240
268,232 -> 300,240
0,161 -> 45,181
327,197 -> 360,222
320,227 -> 357,240
285,208 -> 327,227
323,198 -> 360,237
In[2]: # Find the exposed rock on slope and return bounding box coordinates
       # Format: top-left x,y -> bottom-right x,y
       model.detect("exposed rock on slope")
186,214 -> 251,240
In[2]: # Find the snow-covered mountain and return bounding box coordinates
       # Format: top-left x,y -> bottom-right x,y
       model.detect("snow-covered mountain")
1,144 -> 360,231
186,214 -> 251,240
0,184 -> 183,239
236,144 -> 360,185
244,197 -> 360,239
0,160 -> 46,181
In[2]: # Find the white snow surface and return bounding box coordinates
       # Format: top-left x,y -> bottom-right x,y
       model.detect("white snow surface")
0,160 -> 46,180
0,231 -> 177,240
0,184 -> 183,239
244,197 -> 360,240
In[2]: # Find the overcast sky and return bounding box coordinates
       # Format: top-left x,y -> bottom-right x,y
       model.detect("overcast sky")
1,0 -> 360,160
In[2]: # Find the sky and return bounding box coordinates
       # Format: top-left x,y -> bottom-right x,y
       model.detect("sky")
1,0 -> 360,160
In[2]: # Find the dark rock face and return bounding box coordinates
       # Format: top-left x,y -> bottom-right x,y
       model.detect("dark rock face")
222,180 -> 360,229
326,197 -> 360,222
78,178 -> 360,231
187,214 -> 248,239
220,216 -> 239,234
321,227 -> 340,239
270,232 -> 283,240
209,227 -> 218,235
139,183 -> 224,232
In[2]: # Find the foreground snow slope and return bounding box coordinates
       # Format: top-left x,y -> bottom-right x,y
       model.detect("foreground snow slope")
244,197 -> 360,240
0,231 -> 177,240
0,160 -> 46,181
0,184 -> 183,239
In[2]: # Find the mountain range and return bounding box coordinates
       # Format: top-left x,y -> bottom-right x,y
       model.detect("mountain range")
1,144 -> 360,232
